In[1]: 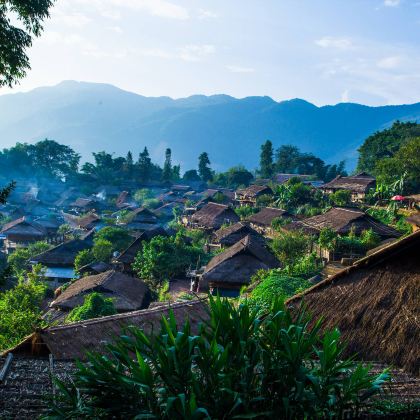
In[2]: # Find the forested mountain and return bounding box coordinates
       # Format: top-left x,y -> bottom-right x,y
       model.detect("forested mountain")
0,81 -> 419,170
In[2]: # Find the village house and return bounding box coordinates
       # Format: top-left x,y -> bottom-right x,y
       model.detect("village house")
115,227 -> 168,274
4,299 -> 208,360
0,217 -> 49,254
30,234 -> 94,286
284,207 -> 401,261
286,230 -> 420,375
196,235 -> 279,297
123,207 -> 159,231
78,261 -> 112,276
235,184 -> 273,207
210,222 -> 265,249
183,202 -> 239,231
320,172 -> 376,202
63,212 -> 101,231
247,207 -> 294,235
50,270 -> 150,315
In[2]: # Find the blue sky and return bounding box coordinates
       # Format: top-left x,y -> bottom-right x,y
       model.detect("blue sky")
2,0 -> 420,105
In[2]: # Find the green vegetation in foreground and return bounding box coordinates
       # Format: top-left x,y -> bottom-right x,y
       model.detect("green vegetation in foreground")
46,297 -> 390,419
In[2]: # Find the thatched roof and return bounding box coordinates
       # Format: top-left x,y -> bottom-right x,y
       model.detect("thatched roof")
70,197 -> 95,208
406,213 -> 420,227
78,261 -> 112,275
0,217 -> 46,237
284,207 -> 401,238
51,270 -> 149,312
236,184 -> 273,199
116,227 -> 168,265
191,202 -> 239,229
247,207 -> 292,227
130,207 -> 158,224
203,235 -> 279,285
30,237 -> 93,267
213,222 -> 265,247
5,300 -> 208,360
321,173 -> 375,193
287,230 -> 420,375
63,212 -> 100,229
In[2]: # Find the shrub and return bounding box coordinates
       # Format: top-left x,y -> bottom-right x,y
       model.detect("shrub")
329,189 -> 351,206
234,204 -> 258,220
66,292 -> 116,323
270,230 -> 311,266
94,226 -> 132,252
7,241 -> 51,276
48,297 -> 389,419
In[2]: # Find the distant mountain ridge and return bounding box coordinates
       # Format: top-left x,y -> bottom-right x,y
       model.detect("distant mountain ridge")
0,80 -> 419,171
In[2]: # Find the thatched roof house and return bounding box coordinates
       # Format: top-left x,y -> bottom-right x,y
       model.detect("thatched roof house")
320,172 -> 376,202
78,261 -> 112,276
284,207 -> 401,239
212,222 -> 265,248
188,202 -> 239,230
69,197 -> 97,211
199,235 -> 279,296
63,212 -> 101,231
115,227 -> 168,273
247,207 -> 293,234
51,270 -> 150,312
125,207 -> 159,230
287,230 -> 420,375
0,217 -> 47,253
235,185 -> 273,206
4,300 -> 208,360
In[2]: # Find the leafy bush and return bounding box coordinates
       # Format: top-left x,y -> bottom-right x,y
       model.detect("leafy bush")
94,226 -> 132,252
282,252 -> 322,279
248,270 -> 310,312
395,217 -> 412,235
74,249 -> 95,274
7,241 -> 51,276
66,292 -> 116,323
329,189 -> 352,206
92,239 -> 113,262
270,230 -> 311,266
234,204 -> 258,220
0,265 -> 46,350
47,297 -> 389,419
271,215 -> 292,231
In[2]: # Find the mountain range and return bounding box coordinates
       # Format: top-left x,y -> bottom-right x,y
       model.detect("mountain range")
0,80 -> 419,171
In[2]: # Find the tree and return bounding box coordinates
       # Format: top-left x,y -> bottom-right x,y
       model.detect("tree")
48,297 -> 389,419
318,227 -> 337,251
172,164 -> 181,181
259,140 -> 274,178
134,188 -> 153,204
0,265 -> 46,350
0,0 -> 55,87
137,147 -> 152,182
357,121 -> 420,174
329,189 -> 351,207
92,239 -> 113,262
66,292 -> 116,323
74,249 -> 95,274
270,230 -> 310,266
94,226 -> 132,252
183,169 -> 201,181
198,152 -> 212,182
226,165 -> 254,188
133,235 -> 203,290
7,241 -> 51,276
275,145 -> 300,173
162,148 -> 172,182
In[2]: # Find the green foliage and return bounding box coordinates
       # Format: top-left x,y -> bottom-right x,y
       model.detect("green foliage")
198,152 -> 212,182
271,215 -> 292,231
7,241 -> 51,276
0,0 -> 55,87
0,181 -> 15,204
360,229 -> 381,249
182,169 -> 201,181
329,189 -> 351,206
92,239 -> 113,263
162,148 -> 173,182
142,198 -> 160,209
270,230 -> 311,266
318,227 -> 337,251
282,252 -> 322,278
259,140 -> 274,178
0,265 -> 46,350
157,280 -> 171,302
133,235 -> 204,290
395,217 -> 412,235
256,193 -> 273,207
66,292 -> 116,323
248,270 -> 310,312
366,206 -> 396,225
133,188 -> 153,203
213,165 -> 254,189
48,297 -> 389,419
94,226 -> 132,252
234,204 -> 258,220
74,249 -> 95,274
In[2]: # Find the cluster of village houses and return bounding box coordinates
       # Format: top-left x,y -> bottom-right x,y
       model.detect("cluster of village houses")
0,172 -> 419,416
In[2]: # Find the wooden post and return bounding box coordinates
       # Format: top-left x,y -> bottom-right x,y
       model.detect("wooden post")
0,353 -> 13,383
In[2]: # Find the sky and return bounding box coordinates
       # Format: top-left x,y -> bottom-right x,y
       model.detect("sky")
2,0 -> 420,106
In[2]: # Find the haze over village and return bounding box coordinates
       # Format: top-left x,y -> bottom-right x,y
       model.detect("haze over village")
0,0 -> 419,418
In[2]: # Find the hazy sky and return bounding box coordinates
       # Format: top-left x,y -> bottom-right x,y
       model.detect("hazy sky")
2,0 -> 420,106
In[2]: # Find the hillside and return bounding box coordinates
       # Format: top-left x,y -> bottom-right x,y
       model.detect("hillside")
0,81 -> 419,171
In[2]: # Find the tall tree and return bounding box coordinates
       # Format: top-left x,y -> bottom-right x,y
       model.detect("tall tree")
124,151 -> 134,177
137,147 -> 152,183
259,140 -> 274,178
198,152 -> 212,182
162,148 -> 172,182
275,145 -> 300,173
0,0 -> 55,87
